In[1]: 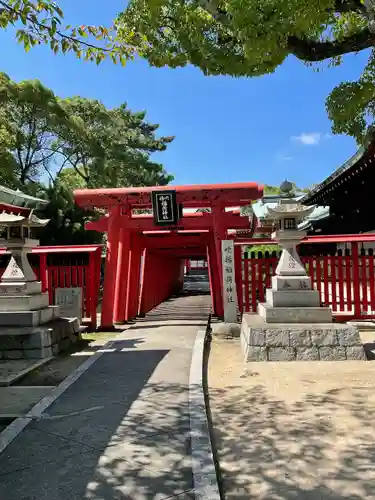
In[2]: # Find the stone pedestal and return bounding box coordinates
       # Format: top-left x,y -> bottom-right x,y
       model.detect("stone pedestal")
241,267 -> 365,362
0,318 -> 82,360
241,314 -> 366,362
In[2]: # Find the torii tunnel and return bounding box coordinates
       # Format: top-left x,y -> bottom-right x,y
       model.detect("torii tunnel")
74,182 -> 263,329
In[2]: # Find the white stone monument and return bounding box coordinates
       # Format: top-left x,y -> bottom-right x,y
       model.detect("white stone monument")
241,180 -> 366,362
221,240 -> 237,323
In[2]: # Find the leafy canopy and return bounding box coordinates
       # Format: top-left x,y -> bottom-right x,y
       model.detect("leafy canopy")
3,1 -> 375,141
0,72 -> 174,244
0,72 -> 174,190
115,0 -> 375,142
0,0 -> 134,64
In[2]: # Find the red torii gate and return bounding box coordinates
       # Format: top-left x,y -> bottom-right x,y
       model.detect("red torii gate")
74,182 -> 263,328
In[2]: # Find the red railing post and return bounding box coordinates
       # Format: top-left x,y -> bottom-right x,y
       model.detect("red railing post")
39,253 -> 48,293
351,242 -> 362,318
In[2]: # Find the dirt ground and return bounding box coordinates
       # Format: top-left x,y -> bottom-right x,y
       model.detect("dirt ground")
208,336 -> 375,500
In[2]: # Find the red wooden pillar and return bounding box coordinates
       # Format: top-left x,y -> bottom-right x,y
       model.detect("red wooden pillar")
90,246 -> 102,330
88,251 -> 97,330
234,244 -> 243,314
177,259 -> 185,293
101,205 -> 121,329
212,205 -> 225,318
207,238 -> 222,316
125,234 -> 143,321
206,244 -> 215,312
138,248 -> 147,316
114,226 -> 131,323
351,242 -> 362,318
139,249 -> 153,316
39,253 -> 48,293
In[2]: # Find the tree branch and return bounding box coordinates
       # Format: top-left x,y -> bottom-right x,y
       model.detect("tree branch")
288,28 -> 375,62
0,0 -> 117,54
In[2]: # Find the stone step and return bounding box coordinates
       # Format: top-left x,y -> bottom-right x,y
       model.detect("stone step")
0,306 -> 59,327
258,303 -> 332,323
266,289 -> 320,307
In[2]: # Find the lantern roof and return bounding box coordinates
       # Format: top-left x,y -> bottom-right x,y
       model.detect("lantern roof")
0,210 -> 49,227
267,200 -> 315,222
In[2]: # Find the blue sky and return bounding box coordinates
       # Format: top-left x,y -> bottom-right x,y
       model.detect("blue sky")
0,0 -> 368,188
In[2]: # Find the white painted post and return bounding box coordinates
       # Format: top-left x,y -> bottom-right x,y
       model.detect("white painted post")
221,240 -> 238,323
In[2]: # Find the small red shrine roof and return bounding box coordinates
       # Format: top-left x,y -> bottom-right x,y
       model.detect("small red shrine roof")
0,244 -> 103,255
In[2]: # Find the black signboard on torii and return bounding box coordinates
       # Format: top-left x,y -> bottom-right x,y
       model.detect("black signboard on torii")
152,190 -> 180,226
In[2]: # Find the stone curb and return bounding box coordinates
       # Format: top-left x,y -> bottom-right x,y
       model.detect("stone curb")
189,330 -> 221,500
0,328 -> 130,455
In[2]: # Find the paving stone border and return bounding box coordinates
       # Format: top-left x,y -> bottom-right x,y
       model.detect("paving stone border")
189,329 -> 221,500
241,319 -> 366,362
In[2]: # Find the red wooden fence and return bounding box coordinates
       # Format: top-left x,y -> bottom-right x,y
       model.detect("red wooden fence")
236,236 -> 375,321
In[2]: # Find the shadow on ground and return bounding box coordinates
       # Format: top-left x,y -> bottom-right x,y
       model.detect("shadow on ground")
208,342 -> 375,500
0,350 -> 196,499
0,292 -> 212,499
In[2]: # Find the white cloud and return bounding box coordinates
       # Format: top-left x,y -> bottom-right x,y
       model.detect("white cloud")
292,132 -> 321,145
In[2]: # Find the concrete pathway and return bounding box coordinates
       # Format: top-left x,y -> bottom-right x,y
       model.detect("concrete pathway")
0,295 -> 211,500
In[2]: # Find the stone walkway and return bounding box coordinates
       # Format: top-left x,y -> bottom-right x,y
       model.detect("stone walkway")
0,295 -> 211,500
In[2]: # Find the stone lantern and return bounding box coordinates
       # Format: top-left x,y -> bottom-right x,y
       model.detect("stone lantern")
0,209 -> 60,326
267,188 -> 315,286
240,180 -> 366,362
0,210 -> 49,294
0,192 -> 81,361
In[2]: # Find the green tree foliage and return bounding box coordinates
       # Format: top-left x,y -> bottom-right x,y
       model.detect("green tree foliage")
246,244 -> 281,256
0,73 -> 174,190
115,0 -> 375,142
4,2 -> 375,141
0,0 -> 132,64
0,72 -> 174,244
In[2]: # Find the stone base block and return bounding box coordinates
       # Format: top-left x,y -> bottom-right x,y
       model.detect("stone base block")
0,317 -> 81,360
0,305 -> 60,326
241,313 -> 366,362
258,302 -> 332,323
0,280 -> 42,296
272,275 -> 312,291
0,293 -> 49,312
266,289 -> 320,307
211,322 -> 240,338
